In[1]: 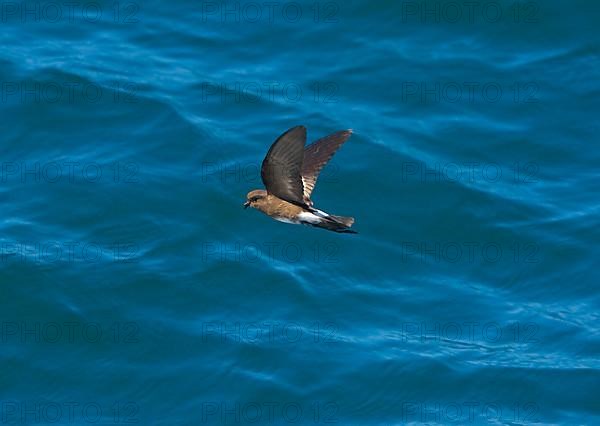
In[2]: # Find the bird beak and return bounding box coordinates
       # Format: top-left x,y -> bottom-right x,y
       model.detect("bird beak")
243,201 -> 250,209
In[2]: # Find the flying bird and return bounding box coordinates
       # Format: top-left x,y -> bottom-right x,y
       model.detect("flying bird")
244,126 -> 356,234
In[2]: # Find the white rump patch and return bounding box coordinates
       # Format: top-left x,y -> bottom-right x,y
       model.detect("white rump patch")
297,212 -> 323,224
310,209 -> 329,218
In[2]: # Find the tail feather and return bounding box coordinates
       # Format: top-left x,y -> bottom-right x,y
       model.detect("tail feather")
312,220 -> 357,234
318,215 -> 356,234
306,208 -> 357,234
329,215 -> 354,227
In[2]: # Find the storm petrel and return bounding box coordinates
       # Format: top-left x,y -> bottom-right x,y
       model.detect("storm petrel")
244,126 -> 356,234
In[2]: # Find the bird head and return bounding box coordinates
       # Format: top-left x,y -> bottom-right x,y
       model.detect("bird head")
244,189 -> 268,209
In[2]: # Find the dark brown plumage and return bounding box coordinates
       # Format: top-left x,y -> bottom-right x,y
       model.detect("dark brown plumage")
260,126 -> 308,208
245,126 -> 356,234
302,130 -> 353,205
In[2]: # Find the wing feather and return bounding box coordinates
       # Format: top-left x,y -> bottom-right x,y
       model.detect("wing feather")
261,126 -> 308,207
301,130 -> 352,203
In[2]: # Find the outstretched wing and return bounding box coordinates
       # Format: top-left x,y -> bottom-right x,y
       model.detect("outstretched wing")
302,130 -> 352,203
261,126 -> 308,207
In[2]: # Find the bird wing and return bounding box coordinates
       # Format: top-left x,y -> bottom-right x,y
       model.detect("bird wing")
301,130 -> 352,203
261,126 -> 309,208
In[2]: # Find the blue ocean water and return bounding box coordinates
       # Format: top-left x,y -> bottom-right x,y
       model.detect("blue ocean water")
1,0 -> 599,424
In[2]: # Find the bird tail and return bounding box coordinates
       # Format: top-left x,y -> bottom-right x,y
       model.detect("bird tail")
329,215 -> 355,228
308,209 -> 357,234
315,220 -> 357,233
320,215 -> 357,234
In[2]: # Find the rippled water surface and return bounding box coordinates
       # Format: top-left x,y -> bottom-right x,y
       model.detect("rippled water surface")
1,1 -> 599,424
